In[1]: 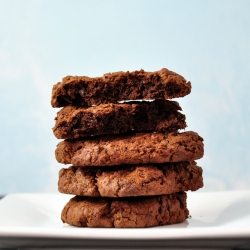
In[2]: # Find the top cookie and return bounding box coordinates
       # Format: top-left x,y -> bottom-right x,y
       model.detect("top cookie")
51,68 -> 191,107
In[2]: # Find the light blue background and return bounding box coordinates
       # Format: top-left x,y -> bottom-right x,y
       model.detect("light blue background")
0,0 -> 249,194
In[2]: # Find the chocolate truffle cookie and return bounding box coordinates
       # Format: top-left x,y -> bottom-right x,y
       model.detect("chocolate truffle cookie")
53,100 -> 186,139
61,192 -> 189,228
55,131 -> 204,166
51,68 -> 191,107
58,161 -> 203,197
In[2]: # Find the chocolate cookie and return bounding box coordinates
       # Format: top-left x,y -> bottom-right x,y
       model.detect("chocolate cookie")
51,68 -> 191,107
58,161 -> 203,197
61,192 -> 189,228
55,131 -> 204,166
53,100 -> 186,139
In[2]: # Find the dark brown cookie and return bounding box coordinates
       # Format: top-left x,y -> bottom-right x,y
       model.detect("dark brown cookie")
55,131 -> 204,166
53,100 -> 186,139
61,192 -> 189,228
58,161 -> 203,197
51,68 -> 191,107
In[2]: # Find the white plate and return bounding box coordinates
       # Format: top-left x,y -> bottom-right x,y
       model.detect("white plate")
0,191 -> 250,249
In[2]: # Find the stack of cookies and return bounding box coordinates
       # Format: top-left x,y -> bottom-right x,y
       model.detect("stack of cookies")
51,68 -> 204,228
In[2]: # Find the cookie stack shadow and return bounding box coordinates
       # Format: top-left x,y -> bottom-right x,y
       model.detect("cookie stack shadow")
51,68 -> 204,228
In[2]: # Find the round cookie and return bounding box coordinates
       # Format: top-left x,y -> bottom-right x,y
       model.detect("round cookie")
55,131 -> 204,166
58,162 -> 203,197
61,192 -> 189,228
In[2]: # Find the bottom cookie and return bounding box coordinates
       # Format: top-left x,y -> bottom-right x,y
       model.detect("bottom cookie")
61,192 -> 189,228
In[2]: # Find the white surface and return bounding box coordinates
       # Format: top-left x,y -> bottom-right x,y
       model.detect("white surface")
0,191 -> 250,249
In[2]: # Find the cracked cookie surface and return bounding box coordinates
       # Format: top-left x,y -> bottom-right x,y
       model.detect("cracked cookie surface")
55,131 -> 204,166
51,68 -> 191,107
58,162 -> 203,197
61,192 -> 189,228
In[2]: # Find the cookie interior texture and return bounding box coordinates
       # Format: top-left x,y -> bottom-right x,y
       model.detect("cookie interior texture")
53,100 -> 186,139
51,68 -> 191,107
